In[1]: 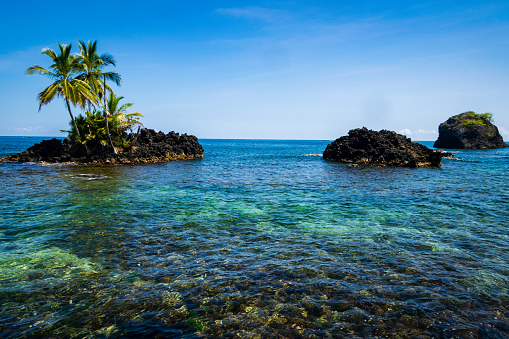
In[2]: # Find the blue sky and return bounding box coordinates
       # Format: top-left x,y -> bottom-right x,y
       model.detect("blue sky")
1,1 -> 508,140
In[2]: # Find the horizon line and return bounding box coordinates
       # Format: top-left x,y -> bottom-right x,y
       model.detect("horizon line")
0,135 -> 444,142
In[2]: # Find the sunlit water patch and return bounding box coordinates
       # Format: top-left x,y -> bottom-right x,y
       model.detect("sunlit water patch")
1,138 -> 508,338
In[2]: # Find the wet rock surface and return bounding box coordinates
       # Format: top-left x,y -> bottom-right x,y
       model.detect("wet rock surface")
323,128 -> 449,167
1,128 -> 204,165
434,112 -> 508,149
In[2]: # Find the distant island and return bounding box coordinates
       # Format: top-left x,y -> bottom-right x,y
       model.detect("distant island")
2,40 -> 203,165
323,111 -> 507,168
434,111 -> 508,149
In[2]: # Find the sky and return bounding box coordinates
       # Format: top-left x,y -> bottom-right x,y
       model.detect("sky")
1,1 -> 508,140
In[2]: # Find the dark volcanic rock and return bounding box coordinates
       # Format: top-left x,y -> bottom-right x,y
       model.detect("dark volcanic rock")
1,128 -> 204,165
323,128 -> 445,167
434,112 -> 508,149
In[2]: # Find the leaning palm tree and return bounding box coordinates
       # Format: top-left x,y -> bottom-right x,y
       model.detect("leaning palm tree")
76,40 -> 121,151
26,43 -> 96,138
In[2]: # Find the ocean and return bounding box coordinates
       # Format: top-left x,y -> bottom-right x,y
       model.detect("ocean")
0,136 -> 508,338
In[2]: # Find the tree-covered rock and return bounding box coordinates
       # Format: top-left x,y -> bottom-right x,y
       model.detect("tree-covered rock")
323,128 -> 449,167
434,112 -> 508,149
1,129 -> 204,165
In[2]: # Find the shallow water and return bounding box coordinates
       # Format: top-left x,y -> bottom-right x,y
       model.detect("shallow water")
1,137 -> 508,338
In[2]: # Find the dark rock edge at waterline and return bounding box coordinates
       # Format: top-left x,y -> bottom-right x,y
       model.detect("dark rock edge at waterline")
324,128 -> 454,168
0,128 -> 204,165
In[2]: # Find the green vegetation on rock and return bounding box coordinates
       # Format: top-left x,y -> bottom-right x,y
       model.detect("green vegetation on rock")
434,111 -> 507,149
66,92 -> 143,147
460,111 -> 494,128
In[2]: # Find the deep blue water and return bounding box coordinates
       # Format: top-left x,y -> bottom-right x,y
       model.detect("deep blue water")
0,137 -> 508,338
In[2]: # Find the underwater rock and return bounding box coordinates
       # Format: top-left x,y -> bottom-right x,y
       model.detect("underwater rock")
1,128 -> 204,165
434,112 -> 508,149
323,128 -> 446,167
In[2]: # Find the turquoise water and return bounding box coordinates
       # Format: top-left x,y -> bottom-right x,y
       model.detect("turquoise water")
1,137 -> 508,338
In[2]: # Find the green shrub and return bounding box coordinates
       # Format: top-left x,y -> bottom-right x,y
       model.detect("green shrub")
479,112 -> 493,123
65,109 -> 139,148
67,110 -> 109,144
460,111 -> 494,128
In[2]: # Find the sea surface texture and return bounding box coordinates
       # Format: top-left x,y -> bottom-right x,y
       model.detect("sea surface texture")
1,137 -> 508,338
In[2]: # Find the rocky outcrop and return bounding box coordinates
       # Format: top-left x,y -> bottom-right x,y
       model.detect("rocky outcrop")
323,128 -> 449,167
434,112 -> 508,149
1,128 -> 204,165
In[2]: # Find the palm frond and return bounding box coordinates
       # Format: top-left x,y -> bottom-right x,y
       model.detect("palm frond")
123,112 -> 143,118
41,48 -> 57,59
37,82 -> 60,109
100,53 -> 116,66
118,103 -> 134,112
61,80 -> 74,104
58,43 -> 72,59
72,79 -> 98,104
103,71 -> 121,86
26,65 -> 57,78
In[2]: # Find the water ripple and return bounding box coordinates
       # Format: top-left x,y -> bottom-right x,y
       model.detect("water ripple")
0,139 -> 508,337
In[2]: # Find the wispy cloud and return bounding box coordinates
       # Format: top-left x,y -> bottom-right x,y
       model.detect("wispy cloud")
216,6 -> 290,23
416,129 -> 437,134
0,51 -> 29,72
499,126 -> 509,136
398,129 -> 437,136
14,126 -> 45,133
0,45 -> 52,72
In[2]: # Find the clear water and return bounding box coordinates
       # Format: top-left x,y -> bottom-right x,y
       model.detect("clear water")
1,137 -> 508,338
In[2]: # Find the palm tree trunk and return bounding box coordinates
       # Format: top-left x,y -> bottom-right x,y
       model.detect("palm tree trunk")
66,98 -> 81,138
105,111 -> 117,154
66,98 -> 89,155
104,75 -> 118,154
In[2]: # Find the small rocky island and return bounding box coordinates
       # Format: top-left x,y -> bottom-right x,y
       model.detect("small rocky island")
434,112 -> 508,149
1,128 -> 204,165
323,128 -> 450,168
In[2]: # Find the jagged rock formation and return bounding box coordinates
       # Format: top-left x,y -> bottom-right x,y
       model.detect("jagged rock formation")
1,128 -> 204,164
434,112 -> 508,149
323,128 -> 450,167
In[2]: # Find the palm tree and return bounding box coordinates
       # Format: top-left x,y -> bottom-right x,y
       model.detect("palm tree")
105,92 -> 143,137
26,43 -> 96,138
65,94 -> 142,147
76,40 -> 121,152
76,40 -> 121,110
